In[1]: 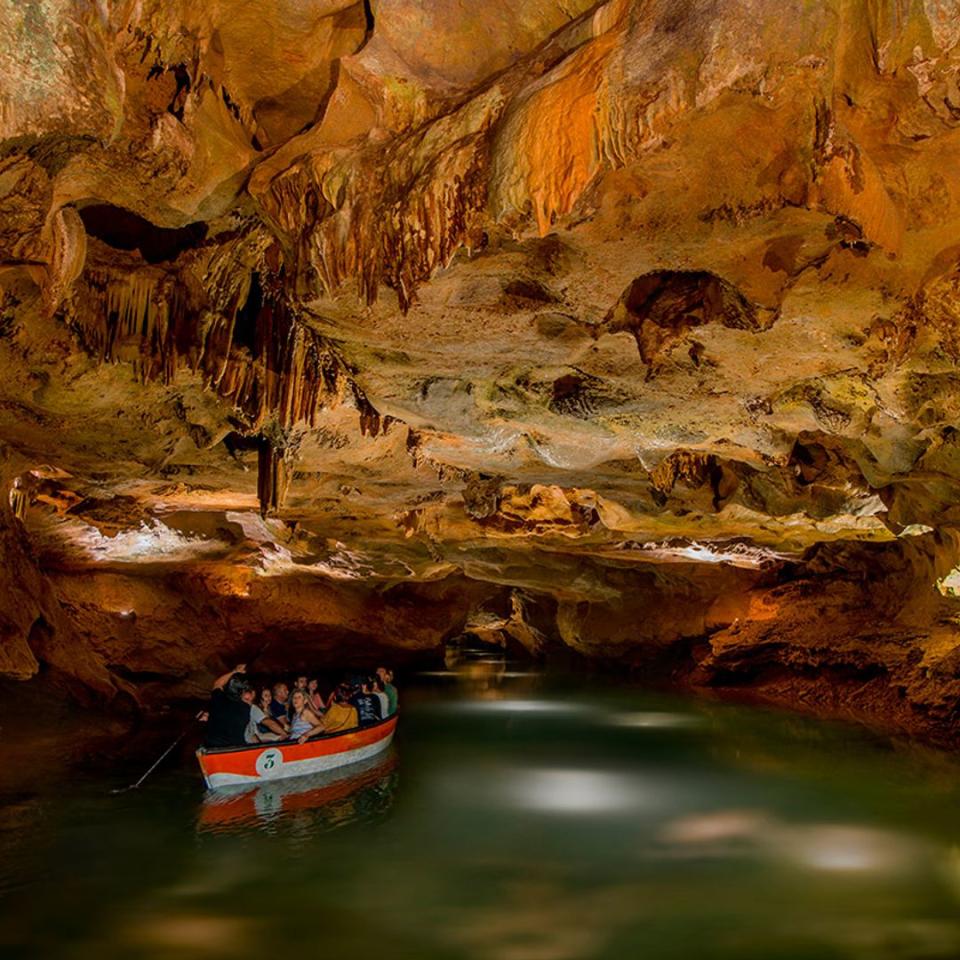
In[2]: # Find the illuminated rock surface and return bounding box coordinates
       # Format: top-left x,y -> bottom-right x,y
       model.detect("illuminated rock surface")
3,0 -> 960,737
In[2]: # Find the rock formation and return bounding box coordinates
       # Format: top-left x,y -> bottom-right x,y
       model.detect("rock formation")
4,0 -> 960,739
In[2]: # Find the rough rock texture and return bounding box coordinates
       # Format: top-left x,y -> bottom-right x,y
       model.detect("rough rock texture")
4,0 -> 960,739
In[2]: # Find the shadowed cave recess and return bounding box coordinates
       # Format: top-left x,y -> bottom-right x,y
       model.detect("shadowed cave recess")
5,0 -> 960,744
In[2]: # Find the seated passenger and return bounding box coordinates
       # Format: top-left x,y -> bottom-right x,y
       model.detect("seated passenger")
270,682 -> 291,722
370,676 -> 390,719
307,678 -> 325,713
203,664 -> 285,748
255,687 -> 286,740
242,687 -> 285,743
351,678 -> 383,726
288,690 -> 326,744
376,666 -> 398,715
293,675 -> 309,695
257,687 -> 289,733
323,685 -> 359,734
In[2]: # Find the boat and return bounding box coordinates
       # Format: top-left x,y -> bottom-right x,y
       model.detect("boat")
196,714 -> 398,790
197,751 -> 399,831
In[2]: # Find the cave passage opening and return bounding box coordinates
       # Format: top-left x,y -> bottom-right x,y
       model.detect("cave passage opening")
77,203 -> 208,264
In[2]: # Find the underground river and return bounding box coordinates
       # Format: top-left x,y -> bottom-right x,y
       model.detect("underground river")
3,668 -> 960,960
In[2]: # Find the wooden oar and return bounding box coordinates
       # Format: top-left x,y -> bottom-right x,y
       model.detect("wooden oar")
111,712 -> 204,794
111,640 -> 275,794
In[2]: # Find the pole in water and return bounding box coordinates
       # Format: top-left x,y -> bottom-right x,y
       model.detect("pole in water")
111,651 -> 268,795
111,714 -> 201,794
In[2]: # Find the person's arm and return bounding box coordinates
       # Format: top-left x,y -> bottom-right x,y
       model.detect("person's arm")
212,663 -> 247,690
296,708 -> 325,744
265,704 -> 289,730
261,716 -> 286,737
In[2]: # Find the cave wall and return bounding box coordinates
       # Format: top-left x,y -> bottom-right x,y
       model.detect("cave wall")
3,1 -> 960,738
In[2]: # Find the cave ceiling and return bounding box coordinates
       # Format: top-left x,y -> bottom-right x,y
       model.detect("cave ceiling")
5,0 -> 960,719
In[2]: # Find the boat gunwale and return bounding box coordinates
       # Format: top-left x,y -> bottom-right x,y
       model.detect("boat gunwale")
197,713 -> 398,757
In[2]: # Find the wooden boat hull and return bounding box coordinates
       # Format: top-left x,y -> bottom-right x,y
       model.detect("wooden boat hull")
196,715 -> 397,789
197,752 -> 399,830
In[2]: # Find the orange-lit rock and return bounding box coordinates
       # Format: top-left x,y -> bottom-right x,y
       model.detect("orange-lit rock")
4,1 -> 960,740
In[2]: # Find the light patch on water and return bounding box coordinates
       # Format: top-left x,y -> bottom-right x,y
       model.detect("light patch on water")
456,699 -> 593,716
507,769 -> 652,815
120,911 -> 258,954
418,669 -> 537,678
609,711 -> 702,729
782,825 -> 919,875
662,809 -> 772,846
661,810 -> 923,876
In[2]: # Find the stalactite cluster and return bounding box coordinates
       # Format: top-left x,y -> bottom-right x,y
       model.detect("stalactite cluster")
67,255 -> 385,436
260,96 -> 497,313
62,238 -> 396,515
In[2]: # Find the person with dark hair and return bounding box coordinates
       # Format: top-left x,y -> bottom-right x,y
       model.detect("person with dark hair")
376,666 -> 398,716
258,687 -> 288,736
245,688 -> 284,743
307,678 -> 325,714
203,664 -> 285,748
322,684 -> 359,734
370,675 -> 390,719
270,682 -> 291,722
351,678 -> 383,726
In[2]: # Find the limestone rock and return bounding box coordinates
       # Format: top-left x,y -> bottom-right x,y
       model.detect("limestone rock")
3,1 -> 960,740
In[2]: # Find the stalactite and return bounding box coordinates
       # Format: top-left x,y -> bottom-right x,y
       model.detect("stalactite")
70,268 -> 177,377
69,254 -> 391,443
44,206 -> 87,314
353,382 -> 396,438
257,439 -> 291,517
8,480 -> 27,522
275,100 -> 496,313
379,135 -> 490,312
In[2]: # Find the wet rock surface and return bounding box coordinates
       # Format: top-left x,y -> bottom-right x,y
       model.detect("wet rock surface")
3,1 -> 960,740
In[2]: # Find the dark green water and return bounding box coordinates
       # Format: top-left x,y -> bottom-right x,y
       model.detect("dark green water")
4,670 -> 960,959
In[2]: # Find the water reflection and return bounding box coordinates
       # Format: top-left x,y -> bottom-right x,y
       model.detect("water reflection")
6,671 -> 960,959
453,699 -> 595,716
197,751 -> 399,834
505,768 -> 656,815
660,809 -> 929,875
608,710 -> 703,729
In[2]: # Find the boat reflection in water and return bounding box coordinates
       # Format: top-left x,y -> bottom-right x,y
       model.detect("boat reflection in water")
197,750 -> 399,834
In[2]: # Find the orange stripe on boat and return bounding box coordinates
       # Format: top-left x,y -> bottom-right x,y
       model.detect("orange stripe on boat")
197,753 -> 399,829
196,716 -> 398,787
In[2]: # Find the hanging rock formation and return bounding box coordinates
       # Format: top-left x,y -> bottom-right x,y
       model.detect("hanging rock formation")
4,0 -> 960,740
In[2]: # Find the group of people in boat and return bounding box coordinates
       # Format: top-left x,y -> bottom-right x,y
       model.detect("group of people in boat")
202,664 -> 398,749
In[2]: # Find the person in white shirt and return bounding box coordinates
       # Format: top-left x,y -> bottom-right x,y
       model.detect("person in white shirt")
241,687 -> 285,743
371,675 -> 390,719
